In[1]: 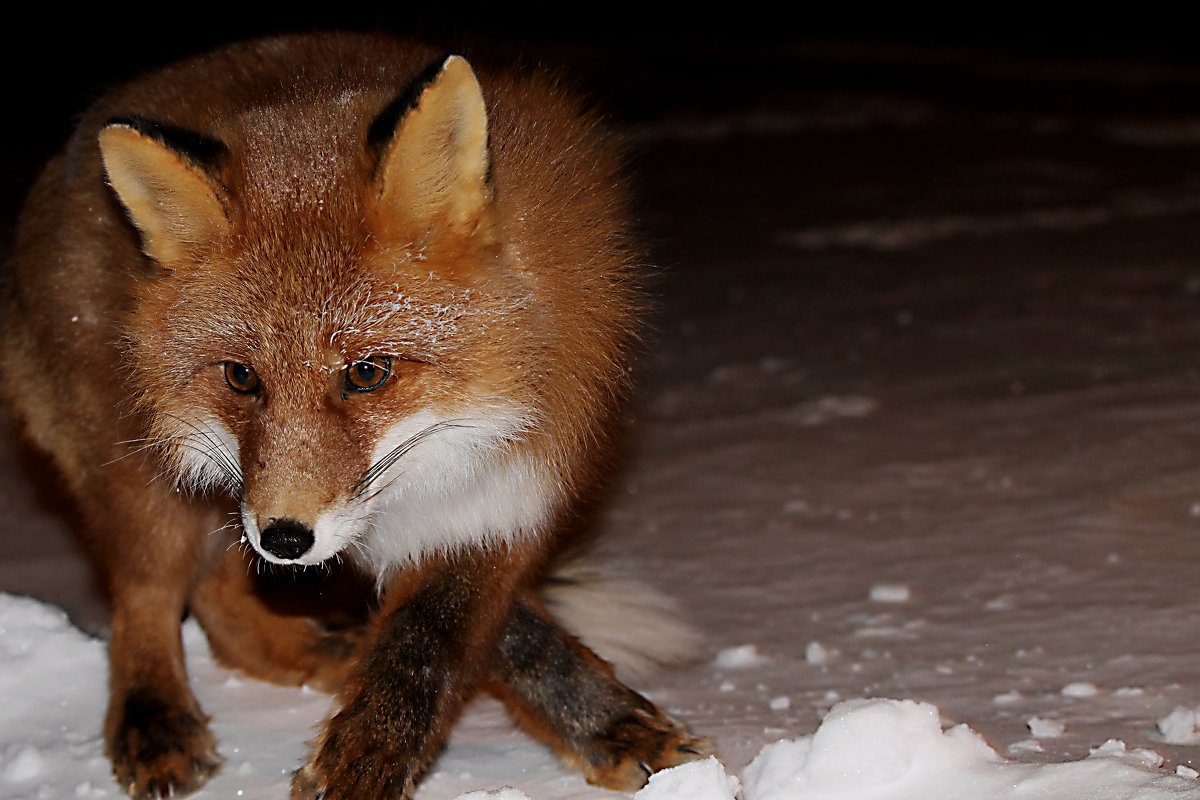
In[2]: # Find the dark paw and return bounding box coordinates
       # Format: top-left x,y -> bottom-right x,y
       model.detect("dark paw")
107,689 -> 222,799
584,707 -> 715,791
291,706 -> 416,800
291,753 -> 414,800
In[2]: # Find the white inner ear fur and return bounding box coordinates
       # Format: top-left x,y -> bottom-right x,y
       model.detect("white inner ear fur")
355,404 -> 556,573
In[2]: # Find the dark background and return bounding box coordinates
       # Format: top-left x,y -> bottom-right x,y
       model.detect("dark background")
3,12 -> 1199,231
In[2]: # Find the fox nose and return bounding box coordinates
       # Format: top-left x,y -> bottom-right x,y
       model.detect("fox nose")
259,518 -> 314,560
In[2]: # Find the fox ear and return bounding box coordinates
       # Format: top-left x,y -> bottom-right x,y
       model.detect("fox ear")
372,55 -> 492,236
98,118 -> 229,268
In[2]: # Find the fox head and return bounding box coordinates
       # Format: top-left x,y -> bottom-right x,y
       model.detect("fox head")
97,54 -> 625,571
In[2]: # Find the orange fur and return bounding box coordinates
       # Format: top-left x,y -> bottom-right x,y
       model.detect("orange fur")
0,34 -> 703,800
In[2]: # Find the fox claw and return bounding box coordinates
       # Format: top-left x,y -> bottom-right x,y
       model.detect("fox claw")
582,706 -> 714,790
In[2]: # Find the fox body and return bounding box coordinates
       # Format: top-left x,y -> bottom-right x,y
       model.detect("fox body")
1,34 -> 706,799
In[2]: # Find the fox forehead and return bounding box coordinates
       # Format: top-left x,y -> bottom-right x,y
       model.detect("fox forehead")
229,92 -> 378,213
152,255 -> 523,368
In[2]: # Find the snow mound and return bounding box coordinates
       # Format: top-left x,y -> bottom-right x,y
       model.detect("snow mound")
740,698 -> 1200,800
634,757 -> 739,800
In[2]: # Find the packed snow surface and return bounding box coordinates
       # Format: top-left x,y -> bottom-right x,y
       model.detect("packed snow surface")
2,594 -> 1198,800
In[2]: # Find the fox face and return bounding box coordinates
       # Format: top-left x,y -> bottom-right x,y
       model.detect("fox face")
101,56 -> 561,571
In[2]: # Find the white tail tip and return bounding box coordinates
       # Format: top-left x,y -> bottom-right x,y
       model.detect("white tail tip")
543,558 -> 706,684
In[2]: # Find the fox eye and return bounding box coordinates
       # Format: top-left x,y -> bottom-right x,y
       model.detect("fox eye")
223,361 -> 260,394
346,355 -> 392,393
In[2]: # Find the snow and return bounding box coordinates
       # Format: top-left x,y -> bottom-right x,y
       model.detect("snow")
5,37 -> 1200,800
633,758 -> 739,800
1,749 -> 47,783
738,699 -> 1200,800
868,583 -> 912,604
1029,716 -> 1067,738
714,644 -> 769,669
452,790 -> 532,800
2,594 -> 1198,800
804,642 -> 830,665
1160,707 -> 1200,745
1089,740 -> 1167,770
1063,682 -> 1103,698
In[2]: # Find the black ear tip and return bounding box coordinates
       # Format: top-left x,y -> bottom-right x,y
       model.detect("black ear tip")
97,115 -> 227,168
368,53 -> 460,152
105,114 -> 154,129
101,116 -> 137,132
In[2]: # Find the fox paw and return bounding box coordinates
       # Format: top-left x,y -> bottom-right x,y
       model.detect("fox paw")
583,707 -> 714,791
107,689 -> 222,799
291,752 -> 416,800
291,706 -> 416,800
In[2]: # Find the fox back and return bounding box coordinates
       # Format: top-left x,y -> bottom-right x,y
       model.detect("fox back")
3,34 -> 636,572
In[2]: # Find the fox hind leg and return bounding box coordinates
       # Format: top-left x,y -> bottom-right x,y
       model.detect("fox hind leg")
489,596 -> 712,790
188,539 -> 369,693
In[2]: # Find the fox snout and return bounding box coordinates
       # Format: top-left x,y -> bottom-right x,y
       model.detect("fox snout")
239,457 -> 372,564
235,411 -> 374,567
240,501 -> 367,567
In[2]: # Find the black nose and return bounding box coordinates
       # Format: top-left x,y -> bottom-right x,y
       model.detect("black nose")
259,519 -> 314,560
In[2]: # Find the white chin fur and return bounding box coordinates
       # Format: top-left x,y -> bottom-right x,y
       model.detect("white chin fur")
357,406 -> 556,573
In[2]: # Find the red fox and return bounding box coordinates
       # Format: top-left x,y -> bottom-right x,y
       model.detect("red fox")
1,34 -> 708,800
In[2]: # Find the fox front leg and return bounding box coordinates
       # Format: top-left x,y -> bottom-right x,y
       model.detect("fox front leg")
291,548 -> 533,800
490,597 -> 712,790
87,478 -> 223,799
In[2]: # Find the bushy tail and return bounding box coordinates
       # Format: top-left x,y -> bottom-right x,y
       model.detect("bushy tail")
542,557 -> 705,684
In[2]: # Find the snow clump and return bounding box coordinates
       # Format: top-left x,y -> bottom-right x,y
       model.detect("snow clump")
869,583 -> 911,603
1159,706 -> 1200,745
713,644 -> 768,669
